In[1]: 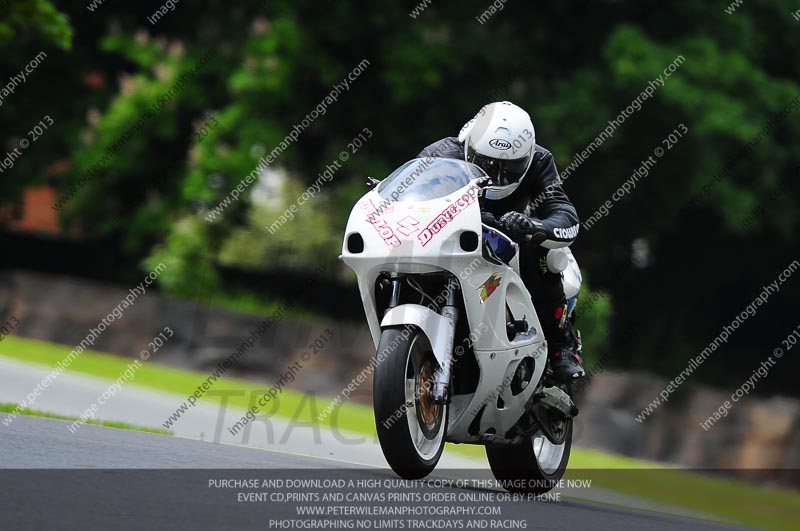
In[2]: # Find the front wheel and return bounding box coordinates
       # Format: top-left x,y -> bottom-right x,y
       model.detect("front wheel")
373,326 -> 447,479
485,419 -> 572,494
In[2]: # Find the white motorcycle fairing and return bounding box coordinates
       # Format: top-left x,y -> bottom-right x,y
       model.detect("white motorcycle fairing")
340,158 -> 563,444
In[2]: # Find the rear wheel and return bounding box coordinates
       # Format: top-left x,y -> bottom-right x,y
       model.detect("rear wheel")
373,326 -> 447,479
485,418 -> 572,494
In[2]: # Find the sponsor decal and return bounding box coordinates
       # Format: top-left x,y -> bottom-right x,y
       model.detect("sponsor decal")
553,223 -> 579,240
477,272 -> 502,303
396,216 -> 420,236
489,138 -> 512,150
417,188 -> 479,246
360,199 -> 400,247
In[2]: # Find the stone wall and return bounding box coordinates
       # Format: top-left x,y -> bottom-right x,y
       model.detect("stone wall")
575,371 -> 800,483
0,269 -> 377,402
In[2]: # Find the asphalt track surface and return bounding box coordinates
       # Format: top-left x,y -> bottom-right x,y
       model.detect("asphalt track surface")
0,356 -> 480,468
0,416 -> 752,531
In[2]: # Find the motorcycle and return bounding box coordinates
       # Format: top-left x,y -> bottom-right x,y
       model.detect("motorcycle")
341,157 -> 582,493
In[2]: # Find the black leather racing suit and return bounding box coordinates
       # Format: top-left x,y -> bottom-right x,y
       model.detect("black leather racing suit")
417,137 -> 581,356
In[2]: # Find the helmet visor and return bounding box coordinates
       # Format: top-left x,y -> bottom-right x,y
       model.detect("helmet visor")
466,146 -> 531,187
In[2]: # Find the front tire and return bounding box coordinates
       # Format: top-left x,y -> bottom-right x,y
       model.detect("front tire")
373,326 -> 447,479
485,420 -> 572,494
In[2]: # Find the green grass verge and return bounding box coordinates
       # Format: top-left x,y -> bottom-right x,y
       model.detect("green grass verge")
0,403 -> 171,436
0,335 -> 374,437
1,335 -> 798,530
567,466 -> 800,531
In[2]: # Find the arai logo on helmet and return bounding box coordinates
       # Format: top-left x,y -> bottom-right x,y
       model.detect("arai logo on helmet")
488,138 -> 512,150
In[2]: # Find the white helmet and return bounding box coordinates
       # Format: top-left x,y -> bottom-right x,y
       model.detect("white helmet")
458,101 -> 535,199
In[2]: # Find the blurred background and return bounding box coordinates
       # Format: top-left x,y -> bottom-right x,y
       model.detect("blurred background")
1,0 -> 799,499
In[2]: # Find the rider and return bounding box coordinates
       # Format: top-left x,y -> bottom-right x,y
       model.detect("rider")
417,101 -> 585,381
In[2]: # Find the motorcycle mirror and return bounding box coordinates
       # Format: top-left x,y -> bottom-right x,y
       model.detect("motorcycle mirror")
366,176 -> 381,187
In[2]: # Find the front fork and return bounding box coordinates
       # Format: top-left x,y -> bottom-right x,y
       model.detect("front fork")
384,274 -> 459,404
432,276 -> 459,403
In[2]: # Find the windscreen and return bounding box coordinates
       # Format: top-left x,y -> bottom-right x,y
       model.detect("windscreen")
376,158 -> 486,202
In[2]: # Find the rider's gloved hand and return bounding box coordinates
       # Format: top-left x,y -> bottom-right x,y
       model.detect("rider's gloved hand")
499,212 -> 547,244
481,211 -> 503,230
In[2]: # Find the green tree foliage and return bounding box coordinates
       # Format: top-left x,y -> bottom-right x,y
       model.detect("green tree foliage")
65,31 -> 219,255
216,171 -> 341,274
144,216 -> 219,298
2,0 -> 798,393
0,0 -> 72,50
0,0 -> 72,204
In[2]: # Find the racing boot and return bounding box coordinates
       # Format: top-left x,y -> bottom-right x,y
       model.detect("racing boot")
548,318 -> 585,382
